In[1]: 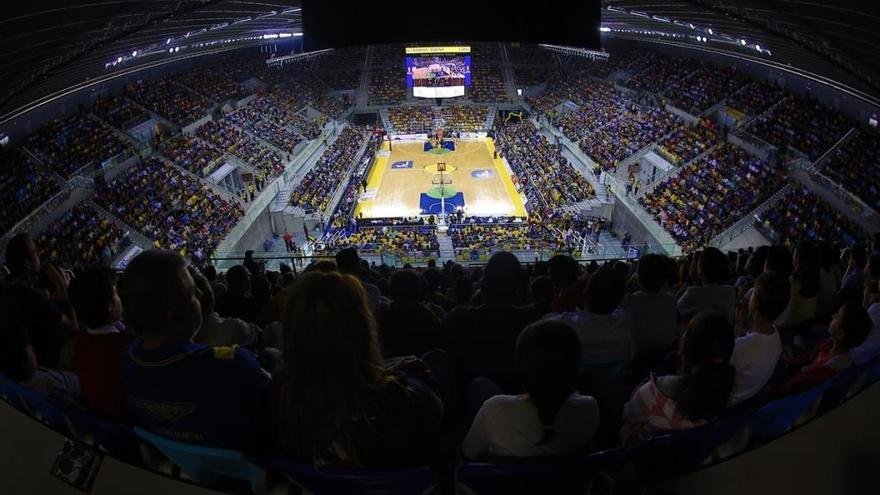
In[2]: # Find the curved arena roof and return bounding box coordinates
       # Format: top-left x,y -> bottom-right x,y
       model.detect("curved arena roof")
1,1 -> 878,122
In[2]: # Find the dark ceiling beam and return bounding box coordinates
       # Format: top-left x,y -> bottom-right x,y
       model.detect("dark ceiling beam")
0,0 -> 228,111
683,0 -> 880,95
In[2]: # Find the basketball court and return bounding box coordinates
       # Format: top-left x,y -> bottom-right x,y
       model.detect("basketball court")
354,138 -> 527,218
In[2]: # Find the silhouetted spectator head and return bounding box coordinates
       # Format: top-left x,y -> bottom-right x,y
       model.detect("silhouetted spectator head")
548,254 -> 579,288
423,268 -> 442,292
515,319 -> 581,443
530,276 -> 554,314
203,264 -> 218,281
390,269 -> 423,305
831,301 -> 872,350
764,245 -> 794,277
677,311 -> 735,420
793,241 -> 820,298
277,270 -> 383,461
120,250 -> 201,339
585,265 -> 625,315
453,276 -> 473,305
637,254 -> 668,293
4,233 -> 40,279
335,247 -> 362,276
225,265 -> 251,295
481,252 -> 522,305
532,260 -> 549,277
698,247 -> 729,285
69,266 -> 123,329
745,246 -> 769,279
252,275 -> 271,303
751,271 -> 791,322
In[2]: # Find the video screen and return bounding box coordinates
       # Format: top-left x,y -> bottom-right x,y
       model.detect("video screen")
406,55 -> 471,98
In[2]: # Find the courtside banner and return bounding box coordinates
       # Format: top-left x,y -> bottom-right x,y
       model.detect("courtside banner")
405,46 -> 471,55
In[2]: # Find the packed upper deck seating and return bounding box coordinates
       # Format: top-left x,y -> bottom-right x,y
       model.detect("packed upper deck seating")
0,149 -> 61,236
94,158 -> 243,259
91,95 -> 149,129
26,112 -> 134,178
657,119 -> 720,166
178,65 -> 247,102
756,186 -> 868,248
470,66 -> 508,102
289,127 -> 367,213
641,143 -> 787,251
578,107 -> 682,171
388,106 -> 433,134
626,55 -> 697,93
816,129 -> 880,212
369,67 -> 407,104
36,204 -> 126,273
726,80 -> 787,116
746,94 -> 851,160
158,134 -> 225,176
663,65 -> 746,114
126,78 -> 211,127
496,122 -> 595,210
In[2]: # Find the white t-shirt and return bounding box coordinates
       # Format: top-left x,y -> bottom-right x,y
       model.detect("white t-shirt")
462,393 -> 599,459
729,328 -> 782,404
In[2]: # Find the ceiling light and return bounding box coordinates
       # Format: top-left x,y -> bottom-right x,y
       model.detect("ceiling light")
740,39 -> 747,46
708,28 -> 713,35
131,50 -> 138,57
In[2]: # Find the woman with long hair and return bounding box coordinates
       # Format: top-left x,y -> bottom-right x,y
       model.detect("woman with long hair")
620,311 -> 736,445
462,320 -> 599,459
274,271 -> 443,467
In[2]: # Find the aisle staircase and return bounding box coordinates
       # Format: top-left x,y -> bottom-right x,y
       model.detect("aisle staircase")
379,108 -> 394,133
484,104 -> 498,130
436,230 -> 455,263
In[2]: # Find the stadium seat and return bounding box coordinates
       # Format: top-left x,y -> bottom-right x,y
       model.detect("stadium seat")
816,364 -> 868,415
264,457 -> 437,495
13,381 -> 75,437
625,412 -> 754,482
0,373 -> 27,412
66,410 -> 146,467
133,427 -> 264,493
456,448 -> 625,495
746,380 -> 834,446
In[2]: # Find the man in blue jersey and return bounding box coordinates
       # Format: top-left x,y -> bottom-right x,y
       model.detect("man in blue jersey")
119,250 -> 270,450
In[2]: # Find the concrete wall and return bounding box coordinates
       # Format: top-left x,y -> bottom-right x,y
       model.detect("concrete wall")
610,202 -> 668,254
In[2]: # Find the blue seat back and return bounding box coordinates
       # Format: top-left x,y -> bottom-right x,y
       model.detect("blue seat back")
0,374 -> 26,411
456,448 -> 625,495
134,427 -> 262,491
266,457 -> 437,495
626,412 -> 753,482
817,365 -> 867,415
748,380 -> 833,446
67,411 -> 144,466
12,381 -> 75,437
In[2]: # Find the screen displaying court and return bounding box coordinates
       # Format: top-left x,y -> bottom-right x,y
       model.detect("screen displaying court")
405,46 -> 472,98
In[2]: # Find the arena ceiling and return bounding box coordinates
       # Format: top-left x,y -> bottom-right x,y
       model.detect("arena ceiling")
0,1 -> 302,122
0,1 -> 878,123
601,1 -> 880,105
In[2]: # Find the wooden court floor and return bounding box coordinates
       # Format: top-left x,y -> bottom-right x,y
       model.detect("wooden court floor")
354,139 -> 526,218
